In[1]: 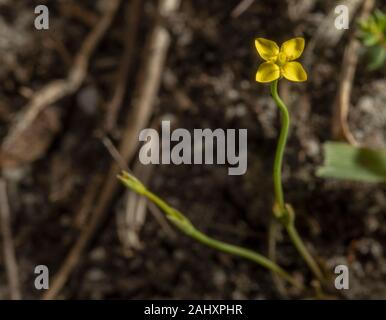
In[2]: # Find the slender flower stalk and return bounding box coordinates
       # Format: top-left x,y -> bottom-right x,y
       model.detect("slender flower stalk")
286,222 -> 324,283
270,81 -> 324,282
118,171 -> 303,289
116,37 -> 325,295
270,79 -> 289,210
256,38 -> 325,284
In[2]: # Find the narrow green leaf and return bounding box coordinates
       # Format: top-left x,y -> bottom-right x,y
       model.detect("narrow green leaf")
363,33 -> 379,46
367,45 -> 386,70
317,142 -> 386,183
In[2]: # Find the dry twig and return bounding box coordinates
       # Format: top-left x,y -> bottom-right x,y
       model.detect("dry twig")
332,0 -> 375,144
231,0 -> 254,18
105,134 -> 176,253
268,220 -> 288,297
116,162 -> 150,256
303,0 -> 362,69
1,0 -> 121,156
73,175 -> 104,229
104,0 -> 142,132
0,178 -> 21,300
59,1 -> 99,27
42,0 -> 181,300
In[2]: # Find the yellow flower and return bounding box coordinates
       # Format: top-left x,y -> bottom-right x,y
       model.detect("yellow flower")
255,37 -> 307,83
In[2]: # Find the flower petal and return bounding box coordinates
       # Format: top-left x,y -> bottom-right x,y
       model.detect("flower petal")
255,38 -> 279,61
280,38 -> 305,61
282,61 -> 307,82
255,62 -> 280,83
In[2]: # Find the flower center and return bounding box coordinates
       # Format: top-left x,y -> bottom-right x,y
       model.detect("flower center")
276,52 -> 288,67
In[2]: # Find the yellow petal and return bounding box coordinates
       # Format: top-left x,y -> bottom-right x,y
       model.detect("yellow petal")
255,38 -> 279,61
255,62 -> 280,83
280,38 -> 305,61
282,61 -> 307,82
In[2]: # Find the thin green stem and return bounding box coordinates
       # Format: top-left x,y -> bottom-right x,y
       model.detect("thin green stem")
270,80 -> 325,284
118,172 -> 303,289
268,219 -> 287,295
270,79 -> 289,210
286,224 -> 324,283
191,229 -> 301,289
145,189 -> 301,288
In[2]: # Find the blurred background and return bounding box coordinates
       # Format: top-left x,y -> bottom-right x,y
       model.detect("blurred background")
0,0 -> 386,299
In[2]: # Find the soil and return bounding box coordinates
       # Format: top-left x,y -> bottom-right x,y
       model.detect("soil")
0,0 -> 385,299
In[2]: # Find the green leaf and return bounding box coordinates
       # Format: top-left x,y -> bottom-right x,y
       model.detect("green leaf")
367,45 -> 386,70
317,142 -> 386,183
362,33 -> 379,46
374,9 -> 386,25
358,9 -> 386,47
117,171 -> 147,195
118,170 -> 194,232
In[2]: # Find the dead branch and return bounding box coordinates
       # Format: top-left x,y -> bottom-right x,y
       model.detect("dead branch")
103,132 -> 176,253
73,175 -> 104,229
104,128 -> 176,254
116,161 -> 150,256
101,136 -> 129,171
1,0 -> 121,156
42,0 -> 181,300
104,0 -> 142,132
303,0 -> 362,69
287,0 -> 316,22
231,0 -> 254,18
59,2 -> 99,27
268,220 -> 289,297
332,0 -> 375,144
0,178 -> 21,299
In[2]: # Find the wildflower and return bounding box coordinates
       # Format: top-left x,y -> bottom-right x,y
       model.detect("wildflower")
255,37 -> 307,83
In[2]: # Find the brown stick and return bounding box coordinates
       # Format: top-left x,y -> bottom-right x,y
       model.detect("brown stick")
73,175 -> 104,229
104,0 -> 143,132
59,2 -> 99,27
303,0 -> 362,69
231,0 -> 254,18
268,220 -> 288,297
0,179 -> 21,299
332,0 -> 375,144
42,0 -> 181,300
1,0 -> 121,153
104,130 -> 176,246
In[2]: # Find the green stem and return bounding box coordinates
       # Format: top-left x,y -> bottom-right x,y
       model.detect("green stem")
187,227 -> 301,289
270,80 -> 324,284
118,172 -> 302,289
286,224 -> 324,283
268,219 -> 287,295
145,189 -> 301,288
270,79 -> 289,210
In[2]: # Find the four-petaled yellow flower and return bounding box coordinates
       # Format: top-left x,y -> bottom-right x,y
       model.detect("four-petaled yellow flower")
255,37 -> 307,83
